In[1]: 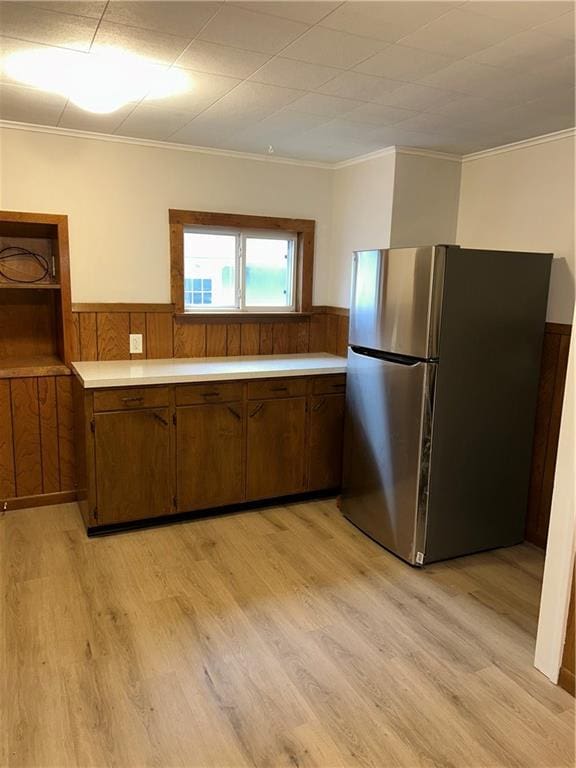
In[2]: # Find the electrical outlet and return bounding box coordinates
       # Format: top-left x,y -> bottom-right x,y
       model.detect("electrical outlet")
129,334 -> 143,354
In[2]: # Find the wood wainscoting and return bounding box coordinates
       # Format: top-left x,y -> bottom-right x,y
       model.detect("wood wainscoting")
70,304 -> 350,361
0,374 -> 76,510
526,322 -> 572,548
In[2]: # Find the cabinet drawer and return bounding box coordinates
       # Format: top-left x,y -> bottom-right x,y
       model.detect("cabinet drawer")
93,386 -> 169,412
176,381 -> 243,406
313,374 -> 346,395
247,377 -> 307,400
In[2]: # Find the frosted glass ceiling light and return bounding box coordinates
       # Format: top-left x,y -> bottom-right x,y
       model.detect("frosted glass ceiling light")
4,45 -> 189,113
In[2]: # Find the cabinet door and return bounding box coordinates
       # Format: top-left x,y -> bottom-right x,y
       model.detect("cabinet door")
246,397 -> 306,501
308,394 -> 345,491
94,408 -> 172,525
177,403 -> 244,512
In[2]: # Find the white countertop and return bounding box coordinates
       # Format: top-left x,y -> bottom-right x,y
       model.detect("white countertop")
72,353 -> 347,389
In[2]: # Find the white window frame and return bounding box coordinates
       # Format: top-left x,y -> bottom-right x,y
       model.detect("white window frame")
184,226 -> 297,313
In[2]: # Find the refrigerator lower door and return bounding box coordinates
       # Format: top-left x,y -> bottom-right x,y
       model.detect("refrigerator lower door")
341,347 -> 435,565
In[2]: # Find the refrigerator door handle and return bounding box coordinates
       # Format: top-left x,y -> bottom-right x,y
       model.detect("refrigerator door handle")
349,346 -> 427,367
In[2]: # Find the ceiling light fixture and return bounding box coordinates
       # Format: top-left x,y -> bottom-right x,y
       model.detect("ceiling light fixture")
4,45 -> 190,114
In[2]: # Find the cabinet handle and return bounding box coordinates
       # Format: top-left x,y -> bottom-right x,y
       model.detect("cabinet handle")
227,406 -> 241,420
152,412 -> 169,427
202,392 -> 220,398
270,385 -> 288,392
313,398 -> 326,412
121,396 -> 144,404
331,383 -> 345,389
249,403 -> 264,418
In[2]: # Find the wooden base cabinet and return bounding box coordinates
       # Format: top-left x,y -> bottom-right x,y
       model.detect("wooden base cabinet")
75,374 -> 345,530
246,397 -> 307,501
94,407 -> 173,525
177,402 -> 244,512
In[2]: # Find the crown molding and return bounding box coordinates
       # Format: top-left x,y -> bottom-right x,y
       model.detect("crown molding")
0,119 -> 334,170
332,145 -> 397,169
462,127 -> 576,163
2,119 -> 574,171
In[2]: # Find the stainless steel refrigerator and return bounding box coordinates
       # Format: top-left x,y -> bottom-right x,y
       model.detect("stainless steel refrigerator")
341,245 -> 552,566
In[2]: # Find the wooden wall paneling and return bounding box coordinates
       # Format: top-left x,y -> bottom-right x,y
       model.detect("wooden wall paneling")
296,320 -> 310,353
337,315 -> 349,357
259,323 -> 273,354
129,312 -> 147,359
173,320 -> 206,357
206,324 -> 227,357
0,380 -> 15,498
38,376 -> 60,493
146,313 -> 173,359
272,322 -> 290,354
325,314 -> 340,356
56,375 -> 76,492
97,312 -> 130,360
70,312 -> 81,361
78,312 -> 98,361
10,377 -> 42,497
226,324 -> 241,356
309,313 -> 327,353
526,325 -> 571,548
241,323 -> 260,355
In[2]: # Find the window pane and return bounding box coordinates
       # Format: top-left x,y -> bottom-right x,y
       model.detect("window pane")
245,237 -> 292,308
184,232 -> 236,309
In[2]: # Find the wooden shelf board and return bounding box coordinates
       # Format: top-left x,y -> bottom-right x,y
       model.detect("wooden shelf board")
0,282 -> 61,290
0,355 -> 71,379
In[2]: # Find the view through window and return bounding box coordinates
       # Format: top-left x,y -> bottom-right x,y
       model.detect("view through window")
184,229 -> 296,311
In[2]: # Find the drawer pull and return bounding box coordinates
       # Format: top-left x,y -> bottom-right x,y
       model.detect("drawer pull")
270,385 -> 288,392
331,383 -> 345,389
249,403 -> 264,418
121,396 -> 144,404
227,406 -> 241,420
153,412 -> 169,427
202,392 -> 220,398
313,398 -> 326,412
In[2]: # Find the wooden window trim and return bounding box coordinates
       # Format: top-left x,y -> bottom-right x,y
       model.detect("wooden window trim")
169,210 -> 315,316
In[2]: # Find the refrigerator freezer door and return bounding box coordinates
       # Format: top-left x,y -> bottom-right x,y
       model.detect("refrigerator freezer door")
349,246 -> 445,359
341,348 -> 435,565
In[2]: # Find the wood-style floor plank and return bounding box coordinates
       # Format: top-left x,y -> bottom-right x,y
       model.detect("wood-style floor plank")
1,500 -> 574,768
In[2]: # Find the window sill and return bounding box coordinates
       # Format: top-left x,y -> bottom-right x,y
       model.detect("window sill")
174,311 -> 312,323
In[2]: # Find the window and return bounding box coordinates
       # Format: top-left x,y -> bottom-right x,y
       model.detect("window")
170,211 -> 315,316
183,229 -> 296,312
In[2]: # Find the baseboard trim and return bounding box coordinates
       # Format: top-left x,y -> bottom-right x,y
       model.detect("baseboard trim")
1,490 -> 78,512
558,666 -> 575,697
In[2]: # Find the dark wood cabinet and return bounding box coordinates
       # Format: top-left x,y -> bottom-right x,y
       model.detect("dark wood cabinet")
177,402 -> 244,512
76,373 -> 346,530
308,393 -> 345,491
246,396 -> 307,501
94,407 -> 173,525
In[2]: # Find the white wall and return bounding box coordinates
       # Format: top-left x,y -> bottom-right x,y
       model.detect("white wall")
457,134 -> 575,324
0,126 -> 334,304
329,151 -> 396,308
390,153 -> 461,248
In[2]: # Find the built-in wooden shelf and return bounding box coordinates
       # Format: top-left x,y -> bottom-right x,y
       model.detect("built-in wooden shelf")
0,282 -> 61,289
0,355 -> 71,379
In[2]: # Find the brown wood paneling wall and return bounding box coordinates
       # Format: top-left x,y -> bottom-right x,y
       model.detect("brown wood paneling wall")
71,305 -> 350,361
0,373 -> 76,508
526,323 -> 571,548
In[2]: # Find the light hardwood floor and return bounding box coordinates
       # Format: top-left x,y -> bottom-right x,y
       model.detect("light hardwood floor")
1,500 -> 574,768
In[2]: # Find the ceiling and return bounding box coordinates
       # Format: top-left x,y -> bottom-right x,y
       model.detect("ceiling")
0,0 -> 574,163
